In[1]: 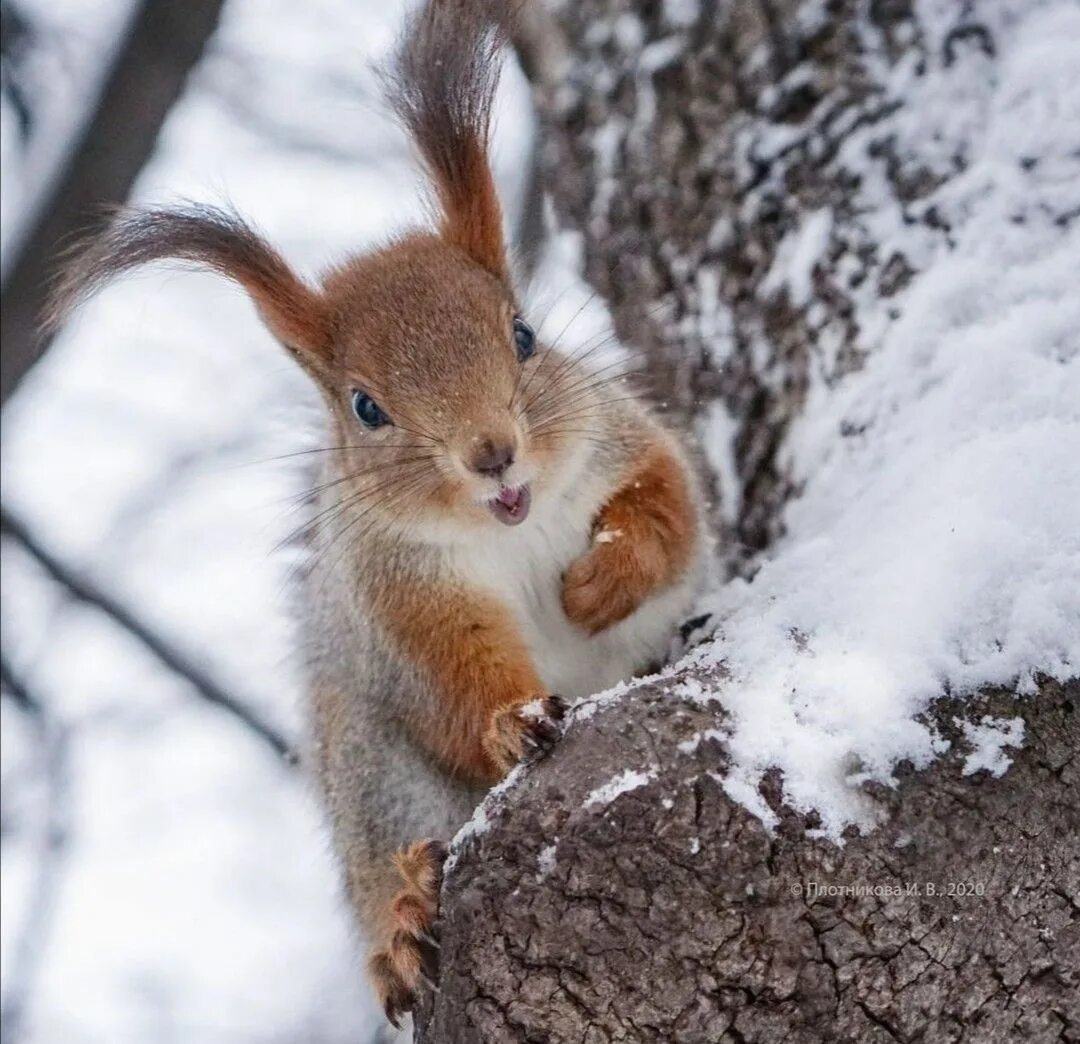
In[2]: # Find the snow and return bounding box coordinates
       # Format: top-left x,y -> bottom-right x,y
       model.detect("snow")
761,207 -> 832,307
662,0 -> 700,30
700,401 -> 741,526
442,0 -> 1077,849
960,717 -> 1026,778
688,0 -> 1080,835
536,842 -> 559,877
676,728 -> 727,755
583,767 -> 657,808
443,761 -> 530,872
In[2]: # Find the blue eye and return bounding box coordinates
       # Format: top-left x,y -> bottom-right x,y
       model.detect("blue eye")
351,389 -> 391,429
513,316 -> 535,362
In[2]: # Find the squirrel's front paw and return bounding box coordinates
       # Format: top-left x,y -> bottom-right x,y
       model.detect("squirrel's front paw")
482,695 -> 567,777
563,535 -> 658,634
369,839 -> 447,1028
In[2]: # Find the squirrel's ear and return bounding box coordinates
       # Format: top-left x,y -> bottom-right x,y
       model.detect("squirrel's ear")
47,206 -> 331,365
386,0 -> 512,282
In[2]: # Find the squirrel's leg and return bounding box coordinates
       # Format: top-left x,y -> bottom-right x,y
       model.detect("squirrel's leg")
358,586 -> 565,1022
377,580 -> 566,784
362,838 -> 447,1028
563,439 -> 698,634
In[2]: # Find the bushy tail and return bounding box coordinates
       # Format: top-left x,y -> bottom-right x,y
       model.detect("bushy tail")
384,0 -> 518,281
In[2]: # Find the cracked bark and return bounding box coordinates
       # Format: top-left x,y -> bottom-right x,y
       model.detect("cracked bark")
416,1 -> 1079,1040
419,679 -> 1078,1043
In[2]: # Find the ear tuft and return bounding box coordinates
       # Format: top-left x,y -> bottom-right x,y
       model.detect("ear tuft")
384,0 -> 515,281
46,205 -> 330,362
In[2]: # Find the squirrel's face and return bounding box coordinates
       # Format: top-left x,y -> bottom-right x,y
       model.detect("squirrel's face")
317,235 -> 597,536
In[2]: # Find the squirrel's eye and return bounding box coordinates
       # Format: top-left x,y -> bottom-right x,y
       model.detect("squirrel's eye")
513,316 -> 536,362
351,389 -> 391,429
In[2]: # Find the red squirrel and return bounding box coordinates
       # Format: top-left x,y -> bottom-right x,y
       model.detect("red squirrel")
50,0 -> 703,1026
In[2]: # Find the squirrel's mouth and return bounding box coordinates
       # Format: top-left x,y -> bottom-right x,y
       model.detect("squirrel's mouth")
486,484 -> 531,526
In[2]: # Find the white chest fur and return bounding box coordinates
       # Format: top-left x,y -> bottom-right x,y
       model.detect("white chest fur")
450,477 -> 694,700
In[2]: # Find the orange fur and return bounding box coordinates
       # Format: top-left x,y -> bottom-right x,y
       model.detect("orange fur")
563,439 -> 698,634
368,839 -> 446,1027
437,133 -> 507,280
375,579 -> 550,783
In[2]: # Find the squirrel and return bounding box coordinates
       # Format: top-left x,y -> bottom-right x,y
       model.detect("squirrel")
49,0 -> 704,1028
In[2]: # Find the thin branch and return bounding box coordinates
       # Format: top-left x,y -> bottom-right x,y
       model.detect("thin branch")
0,655 -> 72,1044
0,505 -> 297,764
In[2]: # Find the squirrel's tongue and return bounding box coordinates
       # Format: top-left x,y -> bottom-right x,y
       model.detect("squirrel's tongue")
497,486 -> 522,509
488,484 -> 531,526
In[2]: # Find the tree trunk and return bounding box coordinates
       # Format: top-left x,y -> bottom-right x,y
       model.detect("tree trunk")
417,1 -> 1079,1040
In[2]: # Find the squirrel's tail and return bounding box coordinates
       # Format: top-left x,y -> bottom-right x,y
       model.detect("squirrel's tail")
384,0 -> 517,281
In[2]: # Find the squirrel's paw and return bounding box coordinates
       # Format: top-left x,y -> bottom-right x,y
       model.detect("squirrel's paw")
482,695 -> 567,776
369,838 -> 447,1028
562,537 -> 650,634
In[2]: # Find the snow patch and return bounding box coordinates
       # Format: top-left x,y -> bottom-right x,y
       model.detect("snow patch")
676,728 -> 728,755
447,763 -> 525,866
537,842 -> 559,877
762,207 -> 832,307
701,401 -> 742,525
663,0 -> 700,29
583,767 -> 658,809
518,698 -> 547,719
960,716 -> 1026,778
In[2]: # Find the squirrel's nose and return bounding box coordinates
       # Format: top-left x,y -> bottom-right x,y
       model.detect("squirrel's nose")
468,439 -> 515,478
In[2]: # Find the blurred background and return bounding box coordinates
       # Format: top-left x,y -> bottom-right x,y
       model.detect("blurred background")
0,2 -> 606,1040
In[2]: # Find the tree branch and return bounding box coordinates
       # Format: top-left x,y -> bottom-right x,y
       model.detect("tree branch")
0,0 -> 228,403
0,506 -> 297,763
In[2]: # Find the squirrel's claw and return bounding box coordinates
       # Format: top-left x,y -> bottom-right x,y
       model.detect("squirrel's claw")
484,694 -> 568,775
521,717 -> 559,750
371,949 -> 414,1029
522,693 -> 568,754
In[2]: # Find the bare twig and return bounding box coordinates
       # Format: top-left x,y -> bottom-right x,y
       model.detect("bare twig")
0,506 -> 297,763
0,655 -> 72,1044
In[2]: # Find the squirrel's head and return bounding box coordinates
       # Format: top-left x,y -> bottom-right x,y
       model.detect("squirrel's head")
46,1 -> 605,537
316,233 -> 595,533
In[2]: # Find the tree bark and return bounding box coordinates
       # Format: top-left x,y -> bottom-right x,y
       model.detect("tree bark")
417,1 -> 1079,1040
534,0 -> 978,564
419,678 -> 1077,1042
